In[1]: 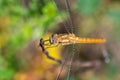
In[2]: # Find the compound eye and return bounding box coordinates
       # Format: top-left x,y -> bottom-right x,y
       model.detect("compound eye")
50,37 -> 53,44
50,34 -> 55,44
50,34 -> 58,44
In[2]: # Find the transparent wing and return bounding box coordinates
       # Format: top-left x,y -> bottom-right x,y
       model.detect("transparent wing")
51,0 -> 76,34
51,0 -> 77,80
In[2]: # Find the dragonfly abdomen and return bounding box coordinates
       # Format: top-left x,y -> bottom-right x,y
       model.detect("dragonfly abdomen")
75,37 -> 106,43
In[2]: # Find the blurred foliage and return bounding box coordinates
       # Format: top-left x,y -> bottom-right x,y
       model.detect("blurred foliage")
0,0 -> 61,79
77,0 -> 101,16
0,56 -> 15,80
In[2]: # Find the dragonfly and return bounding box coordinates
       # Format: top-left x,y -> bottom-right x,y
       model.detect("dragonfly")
39,33 -> 106,63
39,0 -> 109,79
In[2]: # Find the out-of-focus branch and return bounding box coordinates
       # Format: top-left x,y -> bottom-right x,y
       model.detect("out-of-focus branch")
66,60 -> 102,69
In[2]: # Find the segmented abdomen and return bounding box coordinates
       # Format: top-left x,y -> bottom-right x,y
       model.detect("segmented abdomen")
76,38 -> 106,43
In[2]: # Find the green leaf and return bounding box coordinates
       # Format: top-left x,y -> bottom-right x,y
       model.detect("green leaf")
42,2 -> 57,18
107,7 -> 120,23
0,56 -> 15,80
77,0 -> 101,16
10,6 -> 29,16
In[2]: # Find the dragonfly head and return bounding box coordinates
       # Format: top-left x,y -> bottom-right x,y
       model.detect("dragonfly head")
39,38 -> 44,46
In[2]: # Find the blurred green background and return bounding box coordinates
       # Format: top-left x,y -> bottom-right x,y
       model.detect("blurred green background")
0,0 -> 120,80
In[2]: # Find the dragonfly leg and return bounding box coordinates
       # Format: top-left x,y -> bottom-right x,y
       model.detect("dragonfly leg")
43,50 -> 62,64
39,38 -> 62,64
